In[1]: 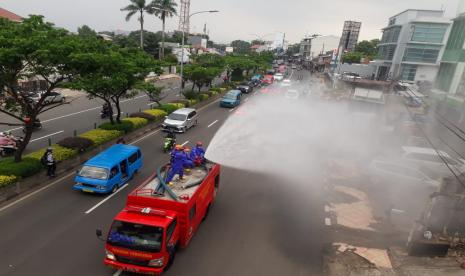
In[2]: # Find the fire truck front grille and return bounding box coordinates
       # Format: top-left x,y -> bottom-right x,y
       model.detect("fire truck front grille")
116,256 -> 150,267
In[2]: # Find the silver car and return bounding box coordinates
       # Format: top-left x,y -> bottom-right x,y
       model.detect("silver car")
30,91 -> 65,105
162,108 -> 198,133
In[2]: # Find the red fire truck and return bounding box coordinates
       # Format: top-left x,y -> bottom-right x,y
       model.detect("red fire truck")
97,162 -> 220,275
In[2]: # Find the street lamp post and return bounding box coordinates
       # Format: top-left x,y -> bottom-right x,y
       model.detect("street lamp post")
179,10 -> 219,93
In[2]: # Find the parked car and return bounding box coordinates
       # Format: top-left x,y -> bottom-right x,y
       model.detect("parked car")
401,146 -> 465,178
220,90 -> 242,108
274,73 -> 284,82
291,64 -> 297,69
236,83 -> 253,94
30,90 -> 65,105
162,108 -> 198,133
342,72 -> 362,81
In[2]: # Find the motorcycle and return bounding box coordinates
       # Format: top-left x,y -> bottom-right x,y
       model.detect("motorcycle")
163,137 -> 176,153
0,137 -> 18,157
100,108 -> 111,119
22,119 -> 42,133
0,132 -> 23,145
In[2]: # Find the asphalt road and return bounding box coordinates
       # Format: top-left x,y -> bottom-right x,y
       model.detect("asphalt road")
0,69 -> 328,276
0,76 -> 222,153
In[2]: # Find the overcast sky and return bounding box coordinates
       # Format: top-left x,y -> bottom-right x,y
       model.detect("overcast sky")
1,0 -> 460,44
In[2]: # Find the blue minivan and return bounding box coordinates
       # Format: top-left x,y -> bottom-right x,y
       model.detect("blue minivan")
73,144 -> 143,194
220,90 -> 242,108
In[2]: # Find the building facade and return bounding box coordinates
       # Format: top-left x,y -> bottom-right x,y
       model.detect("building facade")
435,2 -> 465,97
299,37 -> 312,61
373,9 -> 451,82
339,21 -> 361,52
0,7 -> 22,22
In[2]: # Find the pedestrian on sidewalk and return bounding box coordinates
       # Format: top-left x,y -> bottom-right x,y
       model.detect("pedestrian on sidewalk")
42,147 -> 56,178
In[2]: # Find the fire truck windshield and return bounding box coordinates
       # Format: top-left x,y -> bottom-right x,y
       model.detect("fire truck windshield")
108,221 -> 163,253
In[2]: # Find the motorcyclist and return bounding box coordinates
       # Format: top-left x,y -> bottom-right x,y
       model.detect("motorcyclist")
102,103 -> 110,115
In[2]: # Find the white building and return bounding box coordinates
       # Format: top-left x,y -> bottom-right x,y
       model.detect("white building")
373,9 -> 451,82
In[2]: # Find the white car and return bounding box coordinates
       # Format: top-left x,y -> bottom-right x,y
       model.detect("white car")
162,108 -> 198,133
285,89 -> 299,100
281,79 -> 292,87
401,146 -> 465,179
30,91 -> 65,105
273,73 -> 284,82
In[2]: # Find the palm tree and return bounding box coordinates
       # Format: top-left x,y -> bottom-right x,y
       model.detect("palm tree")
148,0 -> 177,59
121,0 -> 152,49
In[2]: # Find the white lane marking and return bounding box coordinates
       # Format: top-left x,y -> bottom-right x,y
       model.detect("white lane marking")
0,98 -> 221,213
0,172 -> 76,213
84,183 -> 129,214
229,107 -> 236,113
207,120 -> 218,128
289,69 -> 294,80
113,270 -> 122,276
181,140 -> 189,147
324,205 -> 330,213
325,217 -> 331,226
30,130 -> 64,142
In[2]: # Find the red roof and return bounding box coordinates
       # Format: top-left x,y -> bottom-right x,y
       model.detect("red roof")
0,8 -> 22,22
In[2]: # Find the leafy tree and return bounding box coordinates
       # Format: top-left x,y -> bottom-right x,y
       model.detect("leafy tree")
70,44 -> 163,124
342,52 -> 363,64
354,39 -> 380,60
77,25 -> 97,38
148,0 -> 177,59
251,39 -> 265,45
231,40 -> 251,54
0,16 -> 86,162
113,34 -> 139,48
136,81 -> 165,107
127,30 -> 162,57
121,0 -> 152,49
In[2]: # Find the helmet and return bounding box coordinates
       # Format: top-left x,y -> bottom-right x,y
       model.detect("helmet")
196,141 -> 203,146
46,147 -> 53,152
184,147 -> 191,152
175,144 -> 183,150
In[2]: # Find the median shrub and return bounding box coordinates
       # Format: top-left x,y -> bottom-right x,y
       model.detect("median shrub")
157,104 -> 178,114
27,145 -> 78,162
79,129 -> 122,146
123,117 -> 148,129
188,99 -> 198,106
0,158 -> 43,178
57,137 -> 94,152
99,121 -> 133,134
199,94 -> 209,101
209,90 -> 219,96
0,175 -> 18,188
143,109 -> 167,120
171,99 -> 190,107
182,91 -> 199,100
167,103 -> 185,109
210,87 -> 221,92
130,112 -> 156,121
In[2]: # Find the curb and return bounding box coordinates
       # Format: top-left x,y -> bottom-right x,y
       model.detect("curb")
0,92 -> 225,207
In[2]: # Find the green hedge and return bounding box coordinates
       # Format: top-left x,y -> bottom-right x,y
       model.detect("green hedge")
57,137 -> 94,152
123,117 -> 148,129
143,109 -> 167,120
210,87 -> 221,92
27,145 -> 78,162
79,129 -> 122,146
99,121 -> 134,134
0,175 -> 18,188
0,158 -> 43,178
167,103 -> 185,109
170,99 -> 190,107
157,104 -> 179,114
199,94 -> 209,101
188,99 -> 198,106
130,112 -> 156,121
